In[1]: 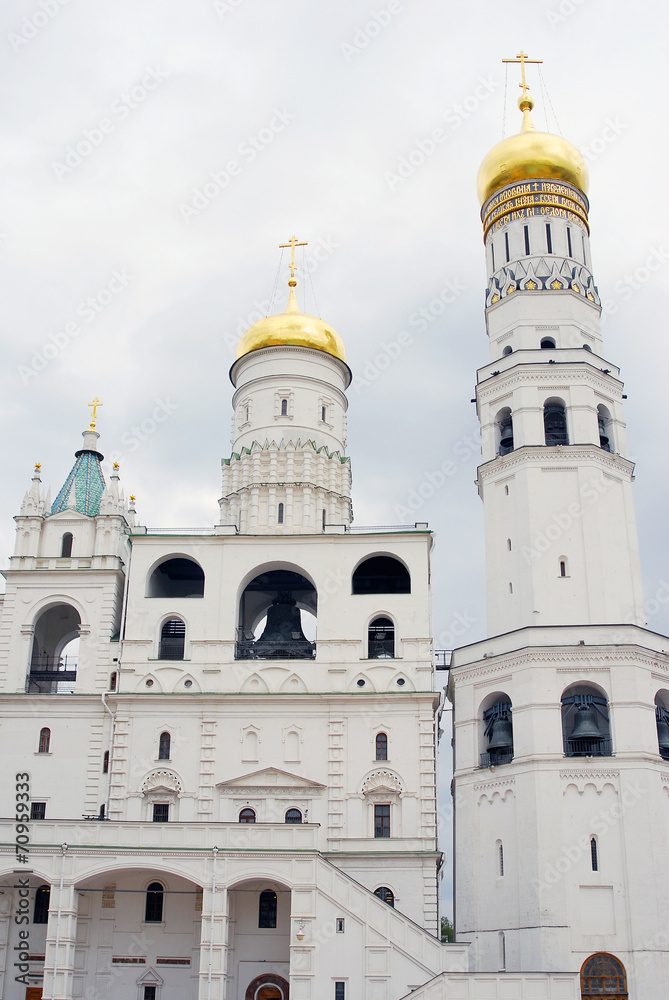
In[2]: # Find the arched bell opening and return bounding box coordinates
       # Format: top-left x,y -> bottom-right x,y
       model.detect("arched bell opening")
367,616 -> 395,658
597,403 -> 613,453
28,602 -> 81,693
562,684 -> 612,757
236,569 -> 316,660
654,691 -> 669,760
580,952 -> 627,999
146,556 -> 205,598
495,407 -> 514,456
352,555 -> 411,594
544,397 -> 569,446
479,691 -> 514,767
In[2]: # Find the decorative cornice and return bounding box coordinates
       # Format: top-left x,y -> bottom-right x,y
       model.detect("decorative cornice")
453,645 -> 667,683
478,445 -> 635,481
477,367 -> 623,402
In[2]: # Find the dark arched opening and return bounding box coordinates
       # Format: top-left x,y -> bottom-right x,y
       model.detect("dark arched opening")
352,556 -> 410,595
368,617 -> 395,658
147,557 -> 204,598
481,698 -> 514,766
60,532 -> 73,557
34,885 -> 50,924
374,886 -> 394,907
580,953 -> 627,998
562,686 -> 612,757
159,618 -> 185,660
544,400 -> 569,446
236,570 -> 316,660
29,603 -> 80,693
145,882 -> 164,922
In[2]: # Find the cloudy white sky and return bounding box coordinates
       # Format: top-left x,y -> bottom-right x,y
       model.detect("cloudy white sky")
1,0 -> 668,916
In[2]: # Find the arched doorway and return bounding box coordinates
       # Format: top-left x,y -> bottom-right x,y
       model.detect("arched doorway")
581,953 -> 627,998
245,973 -> 289,999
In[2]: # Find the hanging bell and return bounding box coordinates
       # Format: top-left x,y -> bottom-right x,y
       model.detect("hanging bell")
499,417 -> 514,455
657,715 -> 669,752
570,704 -> 604,741
487,715 -> 514,752
258,593 -> 308,644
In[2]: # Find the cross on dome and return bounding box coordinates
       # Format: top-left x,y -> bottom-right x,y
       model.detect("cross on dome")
88,396 -> 103,430
279,235 -> 308,285
502,50 -> 543,102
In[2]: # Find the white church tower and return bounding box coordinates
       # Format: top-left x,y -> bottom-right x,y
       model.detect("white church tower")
449,54 -> 669,996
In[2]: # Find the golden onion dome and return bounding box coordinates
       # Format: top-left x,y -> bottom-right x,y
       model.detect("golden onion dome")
476,95 -> 589,206
235,282 -> 346,363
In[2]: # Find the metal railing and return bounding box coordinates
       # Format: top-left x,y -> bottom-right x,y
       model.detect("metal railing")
434,650 -> 452,670
158,640 -> 185,660
480,749 -> 514,768
368,639 -> 395,659
28,656 -> 77,681
235,638 -> 316,660
564,737 -> 612,757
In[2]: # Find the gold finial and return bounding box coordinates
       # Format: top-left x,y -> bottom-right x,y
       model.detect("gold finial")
279,235 -> 308,287
35,462 -> 41,470
113,462 -> 120,470
129,494 -> 136,502
88,396 -> 103,430
502,51 -> 542,125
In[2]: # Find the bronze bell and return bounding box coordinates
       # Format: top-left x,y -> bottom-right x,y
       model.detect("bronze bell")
257,593 -> 308,644
487,715 -> 514,752
570,704 -> 604,741
657,715 -> 669,752
499,417 -> 514,454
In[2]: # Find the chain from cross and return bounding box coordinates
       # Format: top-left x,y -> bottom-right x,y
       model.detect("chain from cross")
88,396 -> 103,429
502,51 -> 543,98
279,235 -> 308,282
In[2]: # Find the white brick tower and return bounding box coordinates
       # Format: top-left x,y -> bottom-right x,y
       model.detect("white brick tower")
449,55 -> 669,997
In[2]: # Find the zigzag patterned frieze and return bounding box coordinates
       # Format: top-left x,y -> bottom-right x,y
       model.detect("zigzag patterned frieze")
485,257 -> 600,309
223,438 -> 349,465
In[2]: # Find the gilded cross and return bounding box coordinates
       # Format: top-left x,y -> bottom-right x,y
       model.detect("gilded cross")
88,396 -> 103,430
502,51 -> 543,98
279,235 -> 308,282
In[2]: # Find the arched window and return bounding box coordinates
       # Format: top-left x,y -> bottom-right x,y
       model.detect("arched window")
590,837 -> 598,871
540,337 -> 556,349
280,398 -> 288,416
159,618 -> 185,660
502,345 -> 512,356
109,671 -> 117,691
583,343 -> 592,352
258,889 -> 277,928
103,751 -> 109,773
580,953 -> 627,998
38,727 -> 51,753
285,808 -> 302,824
499,931 -> 506,971
655,692 -> 669,759
482,699 -> 513,766
147,557 -> 204,598
29,603 -> 80,694
239,808 -> 256,823
236,569 -> 317,661
375,732 -> 388,761
498,842 -> 504,876
352,556 -> 410,595
60,532 -> 73,557
597,404 -> 613,452
374,886 -> 394,907
145,882 -> 164,922
559,559 -> 567,577
368,617 -> 394,658
34,885 -> 50,924
544,400 -> 569,446
158,731 -> 171,760
495,407 -> 513,456
562,686 -> 611,757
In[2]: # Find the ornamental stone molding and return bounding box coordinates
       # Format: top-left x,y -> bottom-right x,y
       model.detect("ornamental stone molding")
141,769 -> 183,796
453,647 -> 665,684
473,776 -> 515,793
477,446 -> 634,481
361,770 -> 403,796
477,369 -> 623,402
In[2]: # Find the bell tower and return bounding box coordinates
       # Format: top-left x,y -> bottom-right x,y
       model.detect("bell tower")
449,55 -> 669,996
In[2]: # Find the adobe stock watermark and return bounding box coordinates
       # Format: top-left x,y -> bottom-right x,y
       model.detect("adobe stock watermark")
8,0 -> 71,53
179,108 -> 295,223
385,76 -> 499,192
545,0 -> 590,29
351,275 -> 466,395
212,0 -> 245,15
222,236 -> 340,355
600,245 -> 669,326
394,429 -> 481,521
52,68 -> 169,180
18,269 -> 133,384
579,117 -> 628,164
103,398 -> 179,472
522,471 -> 613,562
340,1 -> 403,62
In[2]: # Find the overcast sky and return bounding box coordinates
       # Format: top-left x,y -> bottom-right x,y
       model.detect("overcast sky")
1,0 -> 668,917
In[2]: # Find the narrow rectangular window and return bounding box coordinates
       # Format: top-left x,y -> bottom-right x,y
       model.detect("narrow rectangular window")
567,227 -> 573,257
277,503 -> 284,524
499,843 -> 504,876
504,231 -> 510,262
144,988 -> 157,1000
509,582 -> 513,594
582,233 -> 586,263
30,802 -> 46,820
523,225 -> 530,255
322,509 -> 326,530
336,918 -> 345,933
590,837 -> 598,871
546,224 -> 553,254
335,984 -> 346,1000
321,405 -> 326,421
152,803 -> 169,823
374,804 -> 390,838
491,242 -> 495,270
280,398 -> 288,416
